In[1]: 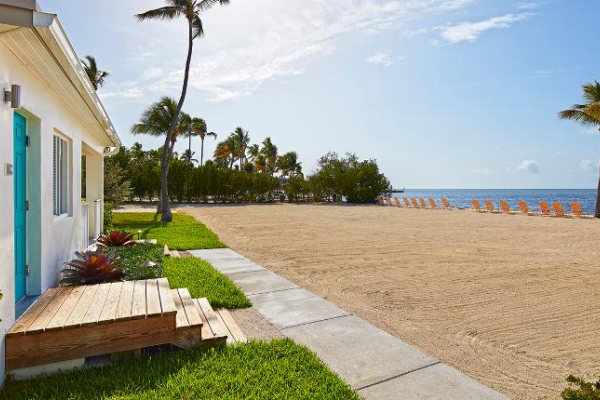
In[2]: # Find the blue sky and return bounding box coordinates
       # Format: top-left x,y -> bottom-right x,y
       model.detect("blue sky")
43,0 -> 600,188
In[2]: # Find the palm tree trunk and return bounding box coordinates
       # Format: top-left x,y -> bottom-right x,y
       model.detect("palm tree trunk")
159,19 -> 195,223
188,134 -> 192,161
200,138 -> 205,167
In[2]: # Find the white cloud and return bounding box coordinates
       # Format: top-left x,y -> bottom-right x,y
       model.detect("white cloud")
516,159 -> 540,174
470,168 -> 492,175
366,52 -> 394,67
517,1 -> 546,10
438,13 -> 531,44
580,159 -> 598,173
582,127 -> 599,135
103,0 -> 477,103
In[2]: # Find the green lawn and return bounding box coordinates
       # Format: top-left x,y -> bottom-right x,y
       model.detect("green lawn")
112,212 -> 226,251
164,258 -> 251,309
0,340 -> 359,400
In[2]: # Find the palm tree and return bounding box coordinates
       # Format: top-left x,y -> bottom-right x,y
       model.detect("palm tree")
261,137 -> 278,175
131,97 -> 191,205
559,81 -> 600,218
82,55 -> 109,90
277,151 -> 303,178
181,149 -> 199,164
231,127 -> 250,170
188,118 -> 217,166
247,144 -> 260,163
185,117 -> 205,162
136,0 -> 230,222
214,137 -> 237,169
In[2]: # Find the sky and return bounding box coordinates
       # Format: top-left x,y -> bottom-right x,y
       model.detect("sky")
42,0 -> 600,189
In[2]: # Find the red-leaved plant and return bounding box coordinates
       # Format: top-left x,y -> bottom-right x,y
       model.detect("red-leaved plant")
61,250 -> 124,286
97,230 -> 136,248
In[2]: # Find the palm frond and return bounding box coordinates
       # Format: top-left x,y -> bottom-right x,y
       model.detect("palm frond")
582,81 -> 600,104
558,109 -> 598,125
136,6 -> 182,21
196,0 -> 230,12
192,15 -> 204,39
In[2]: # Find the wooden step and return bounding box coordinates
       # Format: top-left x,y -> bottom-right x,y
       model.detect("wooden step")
171,289 -> 203,349
195,298 -> 227,346
216,309 -> 247,345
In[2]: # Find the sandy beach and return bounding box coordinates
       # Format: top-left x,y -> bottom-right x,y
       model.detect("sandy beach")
179,203 -> 600,400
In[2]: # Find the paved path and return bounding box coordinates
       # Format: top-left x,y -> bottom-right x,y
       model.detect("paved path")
190,249 -> 508,400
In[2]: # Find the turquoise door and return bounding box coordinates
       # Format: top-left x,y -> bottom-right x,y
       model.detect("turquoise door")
14,113 -> 27,302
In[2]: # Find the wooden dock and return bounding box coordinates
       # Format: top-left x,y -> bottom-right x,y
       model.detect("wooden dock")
6,278 -> 245,371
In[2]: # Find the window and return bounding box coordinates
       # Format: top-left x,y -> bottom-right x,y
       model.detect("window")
53,135 -> 69,216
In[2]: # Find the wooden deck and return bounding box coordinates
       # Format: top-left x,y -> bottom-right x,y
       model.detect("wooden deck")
6,278 -> 245,371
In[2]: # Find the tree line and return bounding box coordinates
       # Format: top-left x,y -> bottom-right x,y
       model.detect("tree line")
105,141 -> 391,206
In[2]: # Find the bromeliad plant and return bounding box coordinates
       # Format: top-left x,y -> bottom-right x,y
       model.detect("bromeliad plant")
61,250 -> 124,286
97,230 -> 136,248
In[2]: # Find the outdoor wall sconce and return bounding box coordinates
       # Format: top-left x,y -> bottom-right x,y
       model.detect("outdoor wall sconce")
4,84 -> 21,109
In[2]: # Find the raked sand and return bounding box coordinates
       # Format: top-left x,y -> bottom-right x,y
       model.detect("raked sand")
179,203 -> 600,400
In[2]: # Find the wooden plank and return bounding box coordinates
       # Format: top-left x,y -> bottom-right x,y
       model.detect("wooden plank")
197,298 -> 228,338
157,278 -> 176,314
115,281 -> 135,321
6,314 -> 176,371
82,283 -> 112,326
131,280 -> 147,319
46,286 -> 88,331
172,290 -> 189,329
65,285 -> 99,327
146,280 -> 161,316
218,309 -> 247,344
98,282 -> 124,323
196,301 -> 215,342
178,288 -> 202,327
9,288 -> 61,335
28,287 -> 74,334
215,312 -> 236,345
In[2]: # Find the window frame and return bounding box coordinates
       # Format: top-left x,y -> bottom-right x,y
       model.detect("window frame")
52,132 -> 71,219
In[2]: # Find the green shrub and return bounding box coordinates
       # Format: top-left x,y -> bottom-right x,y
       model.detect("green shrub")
111,243 -> 164,281
562,375 -> 600,400
103,202 -> 114,230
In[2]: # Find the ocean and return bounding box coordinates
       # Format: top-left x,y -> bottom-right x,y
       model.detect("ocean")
398,189 -> 597,214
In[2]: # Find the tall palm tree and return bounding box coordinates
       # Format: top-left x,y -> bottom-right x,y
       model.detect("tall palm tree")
131,97 -> 191,205
232,127 -> 250,170
261,137 -> 278,175
136,0 -> 230,222
82,55 -> 109,90
188,118 -> 217,166
559,81 -> 600,218
214,137 -> 237,169
185,117 -> 205,162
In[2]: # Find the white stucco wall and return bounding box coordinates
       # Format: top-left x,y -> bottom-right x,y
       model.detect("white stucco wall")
0,40 -> 107,382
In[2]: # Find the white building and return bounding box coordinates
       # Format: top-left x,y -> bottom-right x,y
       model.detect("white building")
0,0 -> 120,382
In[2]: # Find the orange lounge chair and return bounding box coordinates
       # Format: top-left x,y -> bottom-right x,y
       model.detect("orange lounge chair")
518,200 -> 530,215
539,202 -> 551,216
499,200 -> 512,214
403,197 -> 411,207
472,200 -> 484,212
411,197 -> 420,208
385,196 -> 394,206
377,196 -> 384,205
484,200 -> 498,213
419,197 -> 427,208
441,198 -> 451,209
570,202 -> 586,217
428,198 -> 437,209
394,197 -> 402,207
553,202 -> 566,217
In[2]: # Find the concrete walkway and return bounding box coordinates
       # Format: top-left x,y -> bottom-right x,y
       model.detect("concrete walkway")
190,249 -> 508,400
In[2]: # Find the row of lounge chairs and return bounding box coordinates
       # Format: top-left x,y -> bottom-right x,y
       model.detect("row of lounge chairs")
377,196 -> 588,217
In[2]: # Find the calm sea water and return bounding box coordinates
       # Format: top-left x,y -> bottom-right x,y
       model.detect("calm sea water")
399,189 -> 597,214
